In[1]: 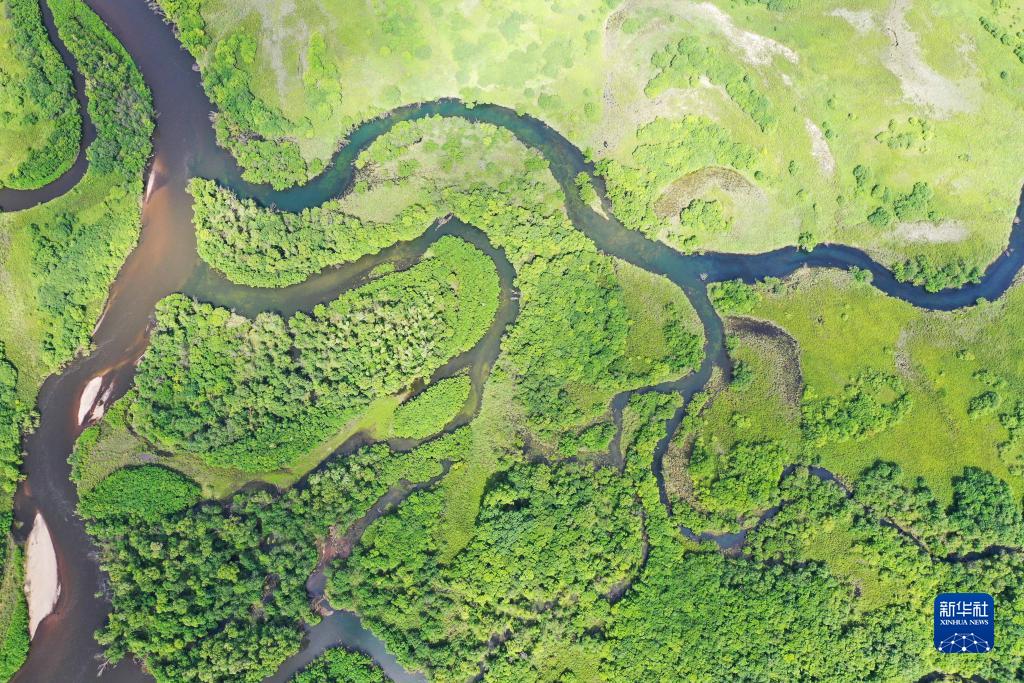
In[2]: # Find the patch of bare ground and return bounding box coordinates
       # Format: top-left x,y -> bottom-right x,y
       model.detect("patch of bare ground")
893,219 -> 968,244
883,0 -> 979,118
685,1 -> 798,66
830,8 -> 876,35
894,329 -> 914,381
804,119 -> 836,177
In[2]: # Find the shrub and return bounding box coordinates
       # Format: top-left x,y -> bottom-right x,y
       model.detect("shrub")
391,375 -> 473,440
708,279 -> 760,314
968,391 -> 1001,418
79,466 -> 200,522
291,648 -> 384,683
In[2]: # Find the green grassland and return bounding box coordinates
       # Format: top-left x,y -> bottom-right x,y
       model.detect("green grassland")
721,268 -> 1024,504
0,0 -> 81,189
162,0 -> 1024,279
668,316 -> 803,532
597,0 -> 1024,277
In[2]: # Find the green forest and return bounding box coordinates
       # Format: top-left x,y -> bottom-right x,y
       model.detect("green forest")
86,432 -> 468,681
132,236 -> 498,470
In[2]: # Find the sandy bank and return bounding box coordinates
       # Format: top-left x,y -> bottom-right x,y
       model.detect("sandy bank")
24,513 -> 60,639
76,373 -> 113,426
77,376 -> 102,425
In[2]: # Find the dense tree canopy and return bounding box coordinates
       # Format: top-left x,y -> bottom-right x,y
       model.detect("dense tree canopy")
89,431 -> 469,682
290,648 -> 384,683
131,237 -> 498,469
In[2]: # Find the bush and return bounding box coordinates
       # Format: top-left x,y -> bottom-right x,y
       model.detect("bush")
575,172 -> 598,205
708,279 -> 760,314
948,467 -> 1024,547
968,391 -> 1001,418
391,375 -> 472,439
678,198 -> 730,236
802,372 -> 911,446
79,466 -> 200,521
893,255 -> 982,292
291,648 -> 384,683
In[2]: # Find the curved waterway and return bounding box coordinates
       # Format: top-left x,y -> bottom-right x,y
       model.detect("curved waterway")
0,0 -> 94,212
7,1 -> 1024,681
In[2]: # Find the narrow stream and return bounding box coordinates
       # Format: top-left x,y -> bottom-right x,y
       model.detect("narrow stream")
6,1 -> 1024,681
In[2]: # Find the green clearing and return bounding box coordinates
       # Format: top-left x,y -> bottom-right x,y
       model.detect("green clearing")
162,0 -> 1024,280
0,0 -> 81,189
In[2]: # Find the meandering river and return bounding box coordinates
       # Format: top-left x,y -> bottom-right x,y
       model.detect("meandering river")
6,1 -> 1024,681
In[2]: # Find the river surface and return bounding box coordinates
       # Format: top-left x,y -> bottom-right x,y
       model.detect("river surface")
6,1 -> 1024,681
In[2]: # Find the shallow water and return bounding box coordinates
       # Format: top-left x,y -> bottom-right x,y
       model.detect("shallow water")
7,1 -> 1024,681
